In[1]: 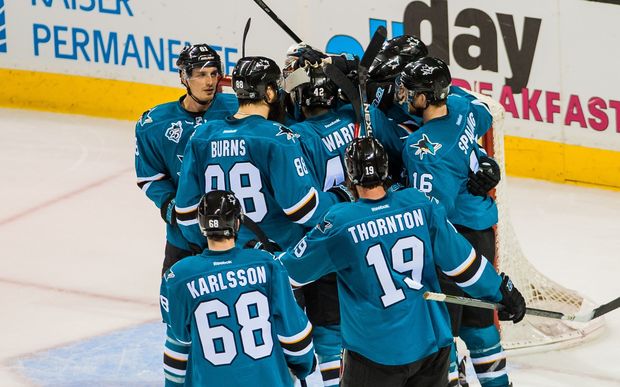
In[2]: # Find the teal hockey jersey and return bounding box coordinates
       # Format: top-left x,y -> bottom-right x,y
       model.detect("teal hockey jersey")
160,247 -> 315,386
292,106 -> 358,191
175,114 -> 342,250
279,188 -> 503,366
402,94 -> 497,230
134,93 -> 238,250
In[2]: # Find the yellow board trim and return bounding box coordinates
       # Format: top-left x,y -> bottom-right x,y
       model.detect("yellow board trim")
0,67 -> 183,121
1,68 -> 619,190
505,136 -> 620,191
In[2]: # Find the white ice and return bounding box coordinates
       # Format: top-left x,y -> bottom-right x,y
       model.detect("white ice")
0,108 -> 618,386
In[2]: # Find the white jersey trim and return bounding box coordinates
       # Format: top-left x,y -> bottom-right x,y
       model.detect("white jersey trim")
471,351 -> 506,365
443,248 -> 476,277
278,320 -> 312,343
137,173 -> 165,183
282,343 -> 314,357
163,363 -> 186,376
477,369 -> 508,379
283,187 -> 319,224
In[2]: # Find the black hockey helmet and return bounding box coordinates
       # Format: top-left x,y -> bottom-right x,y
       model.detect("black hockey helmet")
397,56 -> 451,104
232,56 -> 282,100
176,44 -> 222,78
369,35 -> 428,82
367,35 -> 428,110
345,137 -> 389,187
292,66 -> 338,109
197,190 -> 243,238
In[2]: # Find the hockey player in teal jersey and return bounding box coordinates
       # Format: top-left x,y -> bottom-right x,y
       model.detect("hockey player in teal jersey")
399,57 -> 507,387
134,43 -> 238,273
160,190 -> 316,386
175,56 -> 353,253
283,63 -> 357,386
133,43 -> 238,387
286,43 -> 411,184
278,137 -> 526,387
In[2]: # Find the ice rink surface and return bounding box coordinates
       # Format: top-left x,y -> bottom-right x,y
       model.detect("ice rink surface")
0,108 -> 618,386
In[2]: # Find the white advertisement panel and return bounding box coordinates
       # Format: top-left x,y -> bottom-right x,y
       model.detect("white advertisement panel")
1,0 -> 619,152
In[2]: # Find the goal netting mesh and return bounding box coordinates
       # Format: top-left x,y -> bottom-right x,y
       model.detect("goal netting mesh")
483,98 -> 605,352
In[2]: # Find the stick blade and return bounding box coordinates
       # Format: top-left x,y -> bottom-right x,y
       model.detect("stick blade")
324,63 -> 362,124
360,26 -> 387,70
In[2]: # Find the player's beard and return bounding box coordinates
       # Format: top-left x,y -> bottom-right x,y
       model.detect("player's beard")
267,96 -> 286,123
408,102 -> 425,118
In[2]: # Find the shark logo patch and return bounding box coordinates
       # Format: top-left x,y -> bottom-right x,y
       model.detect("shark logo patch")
139,107 -> 156,126
410,134 -> 442,160
276,125 -> 300,143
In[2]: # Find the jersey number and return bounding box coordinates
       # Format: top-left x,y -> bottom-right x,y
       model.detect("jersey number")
195,290 -> 273,366
365,236 -> 425,307
411,172 -> 433,193
205,162 -> 267,222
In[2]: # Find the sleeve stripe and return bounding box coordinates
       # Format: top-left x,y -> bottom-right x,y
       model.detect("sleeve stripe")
176,204 -> 199,225
137,173 -> 166,183
164,348 -> 189,361
471,351 -> 506,365
163,363 -> 186,377
176,203 -> 198,213
455,257 -> 487,288
443,248 -> 476,277
278,320 -> 312,343
284,188 -> 319,223
164,353 -> 187,371
176,209 -> 198,221
474,358 -> 506,374
282,342 -> 314,357
139,181 -> 153,192
278,321 -> 314,355
178,218 -> 198,226
164,372 -> 185,384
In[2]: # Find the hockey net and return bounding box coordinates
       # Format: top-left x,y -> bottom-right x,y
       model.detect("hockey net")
481,96 -> 605,353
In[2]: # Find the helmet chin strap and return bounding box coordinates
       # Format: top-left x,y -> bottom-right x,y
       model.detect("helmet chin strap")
186,86 -> 212,106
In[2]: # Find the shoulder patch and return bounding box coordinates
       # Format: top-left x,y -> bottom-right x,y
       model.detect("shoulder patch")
138,107 -> 156,126
316,219 -> 333,233
165,121 -> 184,143
275,125 -> 300,143
410,133 -> 442,160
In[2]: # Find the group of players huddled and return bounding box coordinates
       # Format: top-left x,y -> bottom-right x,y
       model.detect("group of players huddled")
134,35 -> 527,387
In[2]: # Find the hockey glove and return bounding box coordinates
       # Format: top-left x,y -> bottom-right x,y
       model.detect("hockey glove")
467,156 -> 500,196
160,196 -> 177,226
498,273 -> 526,323
327,184 -> 356,203
297,48 -> 327,67
243,239 -> 283,254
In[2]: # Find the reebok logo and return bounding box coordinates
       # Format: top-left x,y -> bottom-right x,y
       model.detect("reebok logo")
0,0 -> 7,53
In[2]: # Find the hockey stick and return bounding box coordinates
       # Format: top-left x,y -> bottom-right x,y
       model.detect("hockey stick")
357,26 -> 387,137
323,27 -> 386,137
423,291 -> 620,323
242,17 -> 252,57
252,0 -> 302,43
